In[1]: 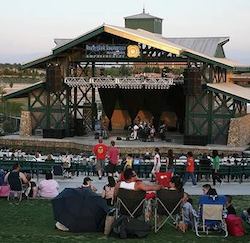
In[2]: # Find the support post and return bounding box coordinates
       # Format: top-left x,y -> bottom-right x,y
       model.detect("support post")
91,62 -> 96,130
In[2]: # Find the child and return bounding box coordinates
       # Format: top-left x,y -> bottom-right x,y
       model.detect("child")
225,195 -> 236,215
183,152 -> 197,186
25,174 -> 38,198
180,192 -> 198,231
102,176 -> 116,206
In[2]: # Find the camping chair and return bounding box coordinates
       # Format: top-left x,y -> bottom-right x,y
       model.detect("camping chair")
155,172 -> 173,188
154,189 -> 184,233
7,173 -> 23,202
194,195 -> 228,237
115,188 -> 146,219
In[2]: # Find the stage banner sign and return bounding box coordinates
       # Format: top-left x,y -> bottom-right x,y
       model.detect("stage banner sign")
85,44 -> 140,58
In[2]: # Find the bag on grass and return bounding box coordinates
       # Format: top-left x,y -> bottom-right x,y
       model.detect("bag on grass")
112,215 -> 151,239
0,185 -> 10,197
226,214 -> 245,237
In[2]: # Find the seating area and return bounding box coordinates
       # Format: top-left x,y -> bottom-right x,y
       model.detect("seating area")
0,148 -> 250,183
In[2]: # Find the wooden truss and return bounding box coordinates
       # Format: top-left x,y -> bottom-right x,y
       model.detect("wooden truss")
185,63 -> 247,144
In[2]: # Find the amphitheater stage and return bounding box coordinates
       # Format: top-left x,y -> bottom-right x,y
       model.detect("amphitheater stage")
0,134 -> 248,155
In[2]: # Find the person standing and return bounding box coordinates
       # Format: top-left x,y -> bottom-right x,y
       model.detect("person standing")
107,140 -> 119,177
62,153 -> 72,178
211,150 -> 222,186
151,147 -> 161,182
133,123 -> 139,140
166,149 -> 175,172
183,151 -> 197,186
93,137 -> 108,180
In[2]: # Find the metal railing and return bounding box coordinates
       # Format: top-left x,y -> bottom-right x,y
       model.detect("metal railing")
64,77 -> 175,89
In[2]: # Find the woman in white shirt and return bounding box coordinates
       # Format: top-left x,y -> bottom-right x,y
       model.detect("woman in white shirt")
151,147 -> 161,181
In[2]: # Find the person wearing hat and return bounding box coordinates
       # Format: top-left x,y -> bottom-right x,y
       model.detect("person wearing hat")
81,177 -> 97,192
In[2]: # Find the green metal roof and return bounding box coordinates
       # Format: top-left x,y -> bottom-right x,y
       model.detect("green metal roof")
22,54 -> 54,69
3,81 -> 45,99
22,24 -> 250,71
124,12 -> 163,20
207,83 -> 250,103
52,25 -> 105,55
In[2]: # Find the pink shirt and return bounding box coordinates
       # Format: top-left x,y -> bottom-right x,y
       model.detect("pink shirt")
108,146 -> 119,165
39,179 -> 59,198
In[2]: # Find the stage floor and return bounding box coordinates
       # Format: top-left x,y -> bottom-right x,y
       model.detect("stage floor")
0,134 -> 248,155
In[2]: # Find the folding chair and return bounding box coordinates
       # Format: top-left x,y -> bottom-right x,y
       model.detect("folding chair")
7,172 -> 23,202
155,172 -> 173,188
115,188 -> 146,219
154,189 -> 184,232
194,195 -> 228,237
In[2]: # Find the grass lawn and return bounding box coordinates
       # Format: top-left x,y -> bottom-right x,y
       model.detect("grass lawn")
0,196 -> 249,243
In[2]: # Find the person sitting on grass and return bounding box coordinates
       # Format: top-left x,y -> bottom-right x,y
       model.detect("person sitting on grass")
38,172 -> 59,199
225,195 -> 236,215
241,208 -> 250,224
81,177 -> 97,192
168,175 -> 184,192
102,176 -> 116,206
25,174 -> 38,198
202,184 -> 218,196
4,163 -> 28,185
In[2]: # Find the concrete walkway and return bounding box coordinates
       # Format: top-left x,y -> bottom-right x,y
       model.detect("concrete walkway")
36,175 -> 250,196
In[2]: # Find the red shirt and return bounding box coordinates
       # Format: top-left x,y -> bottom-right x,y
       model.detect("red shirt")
186,157 -> 195,173
107,146 -> 119,165
93,143 -> 108,160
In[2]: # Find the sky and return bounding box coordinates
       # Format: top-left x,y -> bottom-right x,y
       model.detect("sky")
1,0 -> 250,64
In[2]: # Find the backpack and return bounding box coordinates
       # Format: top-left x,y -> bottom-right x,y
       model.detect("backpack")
226,214 -> 245,237
112,216 -> 151,239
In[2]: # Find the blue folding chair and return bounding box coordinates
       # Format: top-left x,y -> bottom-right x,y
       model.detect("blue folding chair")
194,195 -> 228,237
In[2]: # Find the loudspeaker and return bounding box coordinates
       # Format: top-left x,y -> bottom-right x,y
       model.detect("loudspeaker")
184,135 -> 208,146
184,68 -> 202,95
75,119 -> 86,136
46,65 -> 62,92
43,129 -> 65,139
69,128 -> 75,137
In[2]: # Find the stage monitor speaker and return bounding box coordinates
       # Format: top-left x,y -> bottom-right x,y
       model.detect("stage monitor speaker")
184,135 -> 208,146
43,129 -> 65,139
46,65 -> 62,92
184,68 -> 202,95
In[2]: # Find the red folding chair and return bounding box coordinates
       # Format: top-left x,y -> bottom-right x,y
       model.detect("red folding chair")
155,172 -> 173,188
